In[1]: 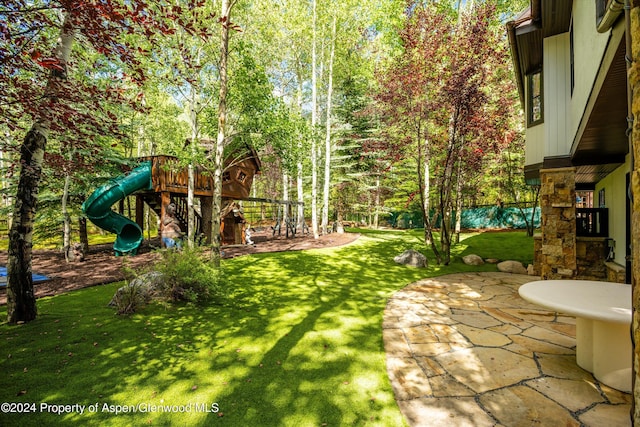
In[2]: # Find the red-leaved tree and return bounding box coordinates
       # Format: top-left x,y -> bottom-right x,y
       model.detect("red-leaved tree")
374,2 -> 452,263
435,2 -> 516,263
374,1 -> 518,264
1,1 -> 172,323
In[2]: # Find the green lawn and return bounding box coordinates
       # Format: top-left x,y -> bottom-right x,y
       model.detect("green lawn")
0,229 -> 533,426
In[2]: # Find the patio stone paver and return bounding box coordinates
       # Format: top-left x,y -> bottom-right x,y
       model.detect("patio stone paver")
383,272 -> 632,427
480,385 -> 580,426
397,396 -> 496,427
435,347 -> 539,393
526,377 -> 605,411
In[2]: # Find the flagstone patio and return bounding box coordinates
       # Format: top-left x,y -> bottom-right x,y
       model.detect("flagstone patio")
383,272 -> 632,427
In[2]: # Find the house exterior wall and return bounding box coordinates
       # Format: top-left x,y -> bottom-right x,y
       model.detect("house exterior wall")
514,1 -> 632,282
524,1 -> 615,168
525,123 -> 544,167
569,0 -> 612,143
543,34 -> 571,157
594,155 -> 630,266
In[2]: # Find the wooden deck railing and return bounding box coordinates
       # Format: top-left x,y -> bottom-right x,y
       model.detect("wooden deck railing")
141,155 -> 214,196
576,208 -> 609,237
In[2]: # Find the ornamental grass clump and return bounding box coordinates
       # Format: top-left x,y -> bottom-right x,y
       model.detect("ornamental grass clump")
154,247 -> 227,304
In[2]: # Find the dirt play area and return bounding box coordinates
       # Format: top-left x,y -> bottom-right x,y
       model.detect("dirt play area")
0,231 -> 360,305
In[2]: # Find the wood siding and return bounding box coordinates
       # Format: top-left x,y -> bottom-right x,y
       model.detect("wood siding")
141,155 -> 259,200
544,34 -> 571,157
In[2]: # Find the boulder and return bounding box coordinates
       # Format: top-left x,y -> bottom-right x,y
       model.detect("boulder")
109,271 -> 165,308
462,254 -> 484,266
497,260 -> 528,275
394,249 -> 427,268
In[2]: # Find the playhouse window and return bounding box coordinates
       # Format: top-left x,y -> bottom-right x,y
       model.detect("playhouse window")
237,170 -> 247,183
223,171 -> 231,182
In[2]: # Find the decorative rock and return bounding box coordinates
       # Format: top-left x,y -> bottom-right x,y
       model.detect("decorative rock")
109,271 -> 165,307
497,260 -> 528,275
394,249 -> 427,268
485,258 -> 499,264
462,254 -> 484,266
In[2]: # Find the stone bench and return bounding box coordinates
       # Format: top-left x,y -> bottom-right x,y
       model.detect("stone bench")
518,279 -> 631,393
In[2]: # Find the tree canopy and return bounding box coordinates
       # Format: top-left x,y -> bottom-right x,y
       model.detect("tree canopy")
1,0 -> 530,323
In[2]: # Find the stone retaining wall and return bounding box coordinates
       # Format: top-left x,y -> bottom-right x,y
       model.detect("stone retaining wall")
534,235 -> 623,282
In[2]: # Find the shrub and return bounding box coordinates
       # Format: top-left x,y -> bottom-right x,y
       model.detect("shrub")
153,247 -> 227,304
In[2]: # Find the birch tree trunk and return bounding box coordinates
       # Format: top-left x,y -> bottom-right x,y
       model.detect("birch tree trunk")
62,172 -> 72,262
310,0 -> 320,239
1,133 -> 13,229
419,134 -> 441,264
297,162 -> 305,231
211,0 -> 233,266
187,97 -> 199,249
7,12 -> 75,323
295,77 -> 306,233
321,15 -> 336,235
282,172 -> 289,227
373,175 -> 380,229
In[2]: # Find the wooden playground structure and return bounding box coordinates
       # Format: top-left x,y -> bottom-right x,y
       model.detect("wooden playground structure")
130,154 -> 305,246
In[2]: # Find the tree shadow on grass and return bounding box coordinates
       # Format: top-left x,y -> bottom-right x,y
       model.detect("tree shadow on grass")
1,229 -> 511,426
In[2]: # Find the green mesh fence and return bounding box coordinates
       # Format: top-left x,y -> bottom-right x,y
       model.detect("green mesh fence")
388,207 -> 540,230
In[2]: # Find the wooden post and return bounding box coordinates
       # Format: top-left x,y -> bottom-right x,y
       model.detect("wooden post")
135,195 -> 144,230
201,196 -> 213,244
160,192 -> 171,247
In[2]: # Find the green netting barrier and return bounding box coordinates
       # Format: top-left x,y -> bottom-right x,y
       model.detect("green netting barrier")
388,207 -> 540,230
461,206 -> 540,229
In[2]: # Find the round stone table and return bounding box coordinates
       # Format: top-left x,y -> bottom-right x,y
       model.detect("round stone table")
519,280 -> 631,393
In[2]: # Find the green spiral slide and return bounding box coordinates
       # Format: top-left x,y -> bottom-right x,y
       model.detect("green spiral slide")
82,161 -> 153,255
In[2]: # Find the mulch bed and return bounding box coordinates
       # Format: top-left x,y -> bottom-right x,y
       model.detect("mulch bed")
0,231 -> 359,304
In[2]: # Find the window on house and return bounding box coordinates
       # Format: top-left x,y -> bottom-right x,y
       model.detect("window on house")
528,71 -> 543,126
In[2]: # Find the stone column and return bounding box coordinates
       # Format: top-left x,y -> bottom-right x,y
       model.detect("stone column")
539,167 -> 577,279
